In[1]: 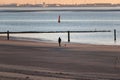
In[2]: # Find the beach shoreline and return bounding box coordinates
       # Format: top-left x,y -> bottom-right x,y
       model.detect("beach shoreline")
0,37 -> 120,80
1,35 -> 119,46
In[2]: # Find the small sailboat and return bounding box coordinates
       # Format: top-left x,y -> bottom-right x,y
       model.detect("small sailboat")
58,15 -> 60,23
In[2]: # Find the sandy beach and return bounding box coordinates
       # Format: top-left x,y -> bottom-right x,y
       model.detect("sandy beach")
0,38 -> 120,80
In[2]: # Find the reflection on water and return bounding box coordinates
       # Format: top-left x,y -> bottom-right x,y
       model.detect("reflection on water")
0,7 -> 120,45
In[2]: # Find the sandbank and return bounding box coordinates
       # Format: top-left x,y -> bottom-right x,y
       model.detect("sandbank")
0,38 -> 120,80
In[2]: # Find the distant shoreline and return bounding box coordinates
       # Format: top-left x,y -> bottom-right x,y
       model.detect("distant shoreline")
1,7 -> 120,12
1,10 -> 120,12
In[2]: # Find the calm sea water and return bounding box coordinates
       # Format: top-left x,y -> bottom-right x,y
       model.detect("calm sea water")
0,7 -> 120,45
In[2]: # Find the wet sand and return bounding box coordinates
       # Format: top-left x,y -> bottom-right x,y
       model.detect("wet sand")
0,39 -> 120,80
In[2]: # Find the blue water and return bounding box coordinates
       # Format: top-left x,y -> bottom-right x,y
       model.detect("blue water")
0,7 -> 120,45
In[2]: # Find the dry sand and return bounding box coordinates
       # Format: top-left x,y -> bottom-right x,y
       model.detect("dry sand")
0,39 -> 120,80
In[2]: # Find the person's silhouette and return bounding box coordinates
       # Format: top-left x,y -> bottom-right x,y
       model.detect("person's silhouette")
58,37 -> 61,47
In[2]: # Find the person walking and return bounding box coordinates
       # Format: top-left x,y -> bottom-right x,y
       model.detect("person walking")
58,37 -> 61,47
